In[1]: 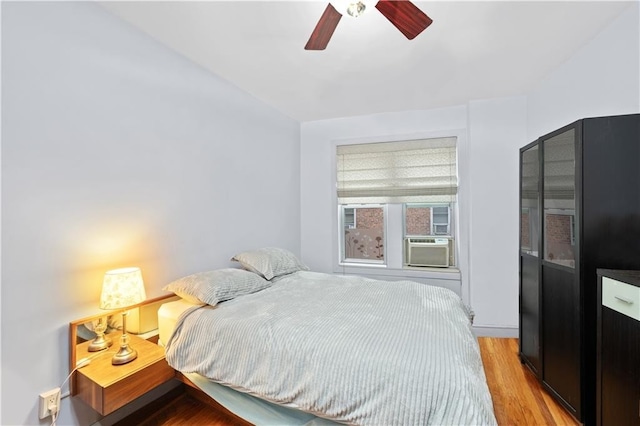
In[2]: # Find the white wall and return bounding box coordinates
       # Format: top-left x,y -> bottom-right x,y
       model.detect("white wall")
1,3 -> 300,425
527,2 -> 640,140
0,2 -> 4,422
467,97 -> 527,334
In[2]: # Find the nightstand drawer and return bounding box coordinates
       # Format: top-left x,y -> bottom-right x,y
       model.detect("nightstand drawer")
602,276 -> 640,321
75,335 -> 174,415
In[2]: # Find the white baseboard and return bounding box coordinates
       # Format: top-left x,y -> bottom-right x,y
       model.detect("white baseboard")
472,325 -> 518,338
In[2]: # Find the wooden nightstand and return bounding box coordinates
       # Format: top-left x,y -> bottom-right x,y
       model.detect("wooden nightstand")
75,333 -> 174,415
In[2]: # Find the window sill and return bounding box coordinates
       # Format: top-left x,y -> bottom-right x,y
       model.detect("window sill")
334,264 -> 461,281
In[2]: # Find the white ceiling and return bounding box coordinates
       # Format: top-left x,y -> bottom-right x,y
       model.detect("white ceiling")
99,1 -> 633,122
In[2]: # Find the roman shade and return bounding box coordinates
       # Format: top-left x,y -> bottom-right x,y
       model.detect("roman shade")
337,137 -> 458,204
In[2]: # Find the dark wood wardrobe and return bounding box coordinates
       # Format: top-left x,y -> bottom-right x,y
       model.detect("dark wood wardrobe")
519,113 -> 640,425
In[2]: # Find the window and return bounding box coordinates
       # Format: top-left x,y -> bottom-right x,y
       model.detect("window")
403,203 -> 455,267
405,204 -> 452,237
340,205 -> 385,263
337,137 -> 458,268
432,206 -> 450,235
344,208 -> 356,229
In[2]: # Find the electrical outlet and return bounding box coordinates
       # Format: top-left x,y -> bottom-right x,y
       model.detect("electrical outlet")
38,387 -> 61,419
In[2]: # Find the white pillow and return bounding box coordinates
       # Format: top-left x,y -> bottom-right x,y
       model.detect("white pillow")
231,247 -> 309,280
163,268 -> 271,306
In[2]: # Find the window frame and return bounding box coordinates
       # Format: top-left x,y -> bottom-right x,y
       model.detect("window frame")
338,204 -> 387,266
329,128 -> 469,305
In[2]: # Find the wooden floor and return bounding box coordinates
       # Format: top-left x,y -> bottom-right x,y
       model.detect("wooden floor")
115,385 -> 251,426
118,337 -> 578,425
478,337 -> 578,425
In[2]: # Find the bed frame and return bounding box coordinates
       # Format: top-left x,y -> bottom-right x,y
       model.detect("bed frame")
175,371 -> 253,425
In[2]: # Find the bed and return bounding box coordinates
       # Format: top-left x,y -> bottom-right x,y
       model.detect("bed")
159,248 -> 497,425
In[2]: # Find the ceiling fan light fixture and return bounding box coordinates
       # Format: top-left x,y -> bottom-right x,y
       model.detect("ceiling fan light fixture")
346,1 -> 367,17
330,0 -> 372,18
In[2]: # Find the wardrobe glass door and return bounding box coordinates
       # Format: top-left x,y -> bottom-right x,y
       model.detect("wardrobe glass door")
543,129 -> 576,268
542,127 -> 581,417
520,143 -> 541,374
521,145 -> 540,256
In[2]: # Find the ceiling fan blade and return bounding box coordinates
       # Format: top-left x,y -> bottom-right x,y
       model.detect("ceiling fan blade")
375,0 -> 433,40
305,3 -> 342,50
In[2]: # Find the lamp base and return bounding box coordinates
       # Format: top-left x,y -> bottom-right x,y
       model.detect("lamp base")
88,318 -> 112,352
112,343 -> 138,365
88,334 -> 113,352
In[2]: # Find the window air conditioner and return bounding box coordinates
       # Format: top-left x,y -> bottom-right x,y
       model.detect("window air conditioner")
405,237 -> 450,267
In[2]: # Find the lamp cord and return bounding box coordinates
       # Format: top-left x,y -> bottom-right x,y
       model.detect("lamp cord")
50,350 -> 116,426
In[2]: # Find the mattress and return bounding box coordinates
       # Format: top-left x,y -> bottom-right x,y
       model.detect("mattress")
157,298 -> 336,425
158,298 -> 199,347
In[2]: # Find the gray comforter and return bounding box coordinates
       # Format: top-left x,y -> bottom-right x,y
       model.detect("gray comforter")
165,271 -> 497,425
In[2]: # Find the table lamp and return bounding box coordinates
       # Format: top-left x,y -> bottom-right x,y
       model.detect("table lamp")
99,267 -> 146,365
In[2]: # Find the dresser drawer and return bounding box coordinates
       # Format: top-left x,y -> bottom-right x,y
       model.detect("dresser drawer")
602,276 -> 640,321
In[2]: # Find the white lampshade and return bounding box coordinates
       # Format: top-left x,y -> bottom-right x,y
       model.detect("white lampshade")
99,267 -> 146,310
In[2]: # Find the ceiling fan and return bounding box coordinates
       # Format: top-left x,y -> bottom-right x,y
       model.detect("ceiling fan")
305,0 -> 433,50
